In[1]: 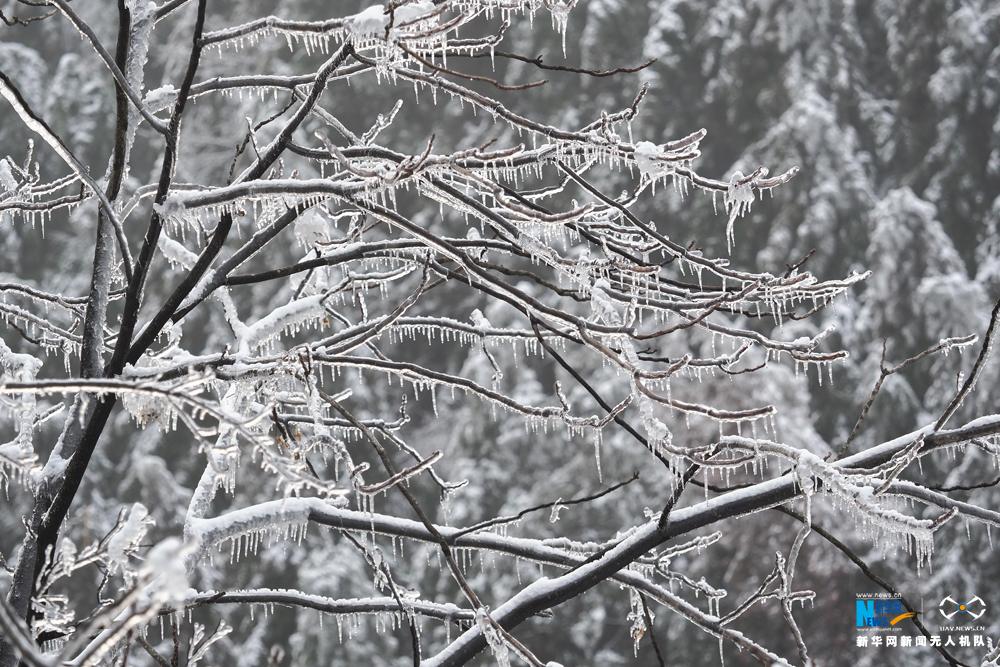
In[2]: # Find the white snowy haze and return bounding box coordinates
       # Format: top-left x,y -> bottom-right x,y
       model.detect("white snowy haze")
0,1 -> 999,666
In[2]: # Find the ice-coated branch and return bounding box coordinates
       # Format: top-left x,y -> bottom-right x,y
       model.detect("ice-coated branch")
231,43 -> 354,185
48,0 -> 169,136
0,377 -> 269,444
451,471 -> 640,539
0,593 -> 52,667
936,296 -> 1000,430
463,50 -> 657,77
179,588 -> 476,623
339,531 -> 424,667
839,334 -> 979,458
187,411 -> 995,667
1,1 -> 998,664
0,71 -> 134,281
774,506 -> 967,667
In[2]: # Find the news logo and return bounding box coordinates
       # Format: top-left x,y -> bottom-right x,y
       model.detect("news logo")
856,598 -> 916,627
939,596 -> 986,621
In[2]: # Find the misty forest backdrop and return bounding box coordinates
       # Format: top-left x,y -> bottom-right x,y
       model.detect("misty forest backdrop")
1,0 -> 1000,666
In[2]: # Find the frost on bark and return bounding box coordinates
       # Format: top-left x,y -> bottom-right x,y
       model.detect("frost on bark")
0,1 -> 998,666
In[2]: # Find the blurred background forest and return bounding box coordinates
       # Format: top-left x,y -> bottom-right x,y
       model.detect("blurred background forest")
1,0 -> 999,665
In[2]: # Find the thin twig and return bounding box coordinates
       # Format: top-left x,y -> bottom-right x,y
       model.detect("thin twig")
341,532 -> 421,667
118,631 -> 132,667
929,475 -> 1000,493
774,505 -> 968,667
451,471 -> 639,539
0,71 -> 135,281
48,0 -> 168,134
0,6 -> 55,25
839,339 -> 889,458
398,44 -> 548,91
135,636 -> 171,667
171,616 -> 180,667
783,248 -> 815,278
936,296 -> 1000,430
320,391 -> 546,667
465,52 -> 656,77
639,593 -> 666,667
838,333 -> 979,459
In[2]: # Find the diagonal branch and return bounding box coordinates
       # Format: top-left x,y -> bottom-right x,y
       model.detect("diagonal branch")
0,70 -> 134,281
48,0 -> 169,135
774,505 -> 968,667
936,296 -> 1000,430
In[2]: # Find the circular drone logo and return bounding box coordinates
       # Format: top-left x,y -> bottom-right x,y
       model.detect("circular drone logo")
939,596 -> 986,620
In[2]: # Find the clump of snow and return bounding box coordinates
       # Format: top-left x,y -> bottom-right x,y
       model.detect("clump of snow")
633,141 -> 674,180
158,234 -> 198,270
107,503 -> 154,578
143,84 -> 177,113
241,293 -> 327,352
294,209 -> 331,247
393,0 -> 435,25
153,195 -> 186,220
470,308 -> 491,330
351,6 -> 388,38
350,2 -> 439,44
140,536 -> 197,605
589,279 -> 620,324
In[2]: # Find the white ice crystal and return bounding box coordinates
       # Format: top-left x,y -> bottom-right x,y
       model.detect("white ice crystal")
294,209 -> 331,247
724,170 -> 755,253
633,141 -> 674,180
470,308 -> 491,330
0,158 -> 17,193
351,6 -> 389,38
143,84 -> 178,113
107,503 -> 153,578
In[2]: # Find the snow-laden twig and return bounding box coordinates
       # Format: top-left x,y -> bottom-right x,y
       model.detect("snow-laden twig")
0,73 -> 134,280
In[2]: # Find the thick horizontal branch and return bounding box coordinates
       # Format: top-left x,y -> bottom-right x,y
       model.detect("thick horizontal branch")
161,178 -> 362,210
190,411 -> 1000,666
